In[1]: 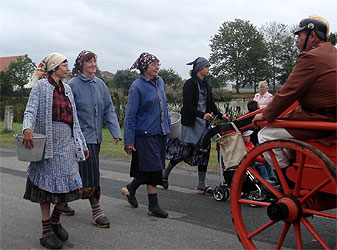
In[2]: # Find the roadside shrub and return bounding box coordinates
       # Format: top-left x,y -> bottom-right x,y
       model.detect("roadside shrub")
0,97 -> 27,123
212,88 -> 232,102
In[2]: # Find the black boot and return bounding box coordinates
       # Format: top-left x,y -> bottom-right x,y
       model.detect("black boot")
147,193 -> 168,218
121,179 -> 141,208
51,223 -> 69,242
62,204 -> 75,216
40,233 -> 63,249
162,161 -> 176,190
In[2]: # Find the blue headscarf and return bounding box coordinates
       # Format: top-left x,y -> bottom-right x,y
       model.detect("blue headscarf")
186,57 -> 210,74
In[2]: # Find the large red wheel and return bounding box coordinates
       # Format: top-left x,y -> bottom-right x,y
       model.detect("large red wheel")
230,139 -> 337,250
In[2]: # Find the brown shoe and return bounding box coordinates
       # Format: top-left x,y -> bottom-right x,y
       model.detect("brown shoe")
196,186 -> 214,196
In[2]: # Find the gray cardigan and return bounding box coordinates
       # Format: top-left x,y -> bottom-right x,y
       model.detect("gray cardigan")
22,78 -> 88,161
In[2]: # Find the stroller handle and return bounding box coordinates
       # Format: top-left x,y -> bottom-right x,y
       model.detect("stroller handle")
201,112 -> 256,149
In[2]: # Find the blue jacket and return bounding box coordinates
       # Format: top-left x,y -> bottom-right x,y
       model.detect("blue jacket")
68,74 -> 122,144
124,75 -> 171,146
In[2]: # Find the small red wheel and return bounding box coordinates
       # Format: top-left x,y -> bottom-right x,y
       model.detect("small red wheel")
230,139 -> 336,250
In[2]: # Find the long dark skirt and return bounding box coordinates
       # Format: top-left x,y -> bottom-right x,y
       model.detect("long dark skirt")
130,150 -> 163,186
78,143 -> 101,199
23,178 -> 81,204
130,135 -> 166,186
79,144 -> 100,187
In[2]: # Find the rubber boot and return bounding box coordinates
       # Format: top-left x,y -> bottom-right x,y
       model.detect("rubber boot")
147,193 -> 168,218
162,161 -> 176,189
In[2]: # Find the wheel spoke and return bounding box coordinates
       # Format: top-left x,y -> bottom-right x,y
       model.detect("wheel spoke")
300,178 -> 331,204
238,198 -> 270,207
276,223 -> 291,250
247,165 -> 283,199
247,167 -> 269,185
293,222 -> 303,249
293,152 -> 306,197
301,217 -> 331,249
302,208 -> 337,219
247,220 -> 276,239
268,149 -> 291,194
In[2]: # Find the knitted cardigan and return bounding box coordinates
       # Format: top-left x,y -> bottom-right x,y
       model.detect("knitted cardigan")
22,78 -> 88,161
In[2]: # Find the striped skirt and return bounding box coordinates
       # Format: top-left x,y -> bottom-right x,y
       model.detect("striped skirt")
78,143 -> 101,188
25,122 -> 82,194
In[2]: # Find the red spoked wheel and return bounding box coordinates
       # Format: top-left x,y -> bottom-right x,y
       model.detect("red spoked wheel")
230,139 -> 337,250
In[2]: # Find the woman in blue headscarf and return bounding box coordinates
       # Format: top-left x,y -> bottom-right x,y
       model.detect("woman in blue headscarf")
164,57 -> 230,195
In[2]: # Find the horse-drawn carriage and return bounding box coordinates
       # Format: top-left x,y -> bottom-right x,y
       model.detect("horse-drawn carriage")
202,104 -> 337,249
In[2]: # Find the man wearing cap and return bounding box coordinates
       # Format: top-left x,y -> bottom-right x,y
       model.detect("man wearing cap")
252,15 -> 336,169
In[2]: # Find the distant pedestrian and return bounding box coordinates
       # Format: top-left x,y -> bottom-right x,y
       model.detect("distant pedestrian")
22,53 -> 89,249
121,52 -> 170,218
68,50 -> 122,228
253,81 -> 273,109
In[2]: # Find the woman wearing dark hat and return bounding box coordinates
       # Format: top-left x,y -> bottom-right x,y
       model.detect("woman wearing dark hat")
22,53 -> 89,249
67,50 -> 122,228
164,57 -> 230,194
121,52 -> 171,218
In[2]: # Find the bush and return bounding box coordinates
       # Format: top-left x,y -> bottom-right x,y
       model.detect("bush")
109,88 -> 127,128
0,97 -> 28,123
212,88 -> 232,102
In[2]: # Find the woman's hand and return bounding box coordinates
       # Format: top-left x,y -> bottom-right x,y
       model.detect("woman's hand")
124,145 -> 136,155
203,113 -> 213,121
84,150 -> 90,159
114,138 -> 122,144
252,113 -> 265,128
22,129 -> 34,149
222,114 -> 231,120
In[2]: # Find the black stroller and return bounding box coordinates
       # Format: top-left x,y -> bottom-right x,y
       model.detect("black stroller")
202,119 -> 264,203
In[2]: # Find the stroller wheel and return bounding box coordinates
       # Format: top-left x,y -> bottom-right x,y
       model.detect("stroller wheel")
213,186 -> 229,201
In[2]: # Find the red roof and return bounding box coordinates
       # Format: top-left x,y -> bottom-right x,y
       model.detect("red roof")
101,71 -> 115,78
0,55 -> 25,71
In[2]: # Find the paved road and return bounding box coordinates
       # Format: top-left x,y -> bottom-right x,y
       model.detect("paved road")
0,146 -> 335,249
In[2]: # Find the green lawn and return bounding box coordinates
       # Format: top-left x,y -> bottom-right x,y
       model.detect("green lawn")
0,121 -> 220,170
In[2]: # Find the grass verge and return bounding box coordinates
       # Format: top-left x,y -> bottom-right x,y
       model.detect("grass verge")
0,121 -> 220,170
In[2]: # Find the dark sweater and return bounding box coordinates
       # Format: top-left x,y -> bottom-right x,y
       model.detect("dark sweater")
180,75 -> 223,127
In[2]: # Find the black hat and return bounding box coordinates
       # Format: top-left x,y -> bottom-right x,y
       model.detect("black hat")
294,15 -> 329,41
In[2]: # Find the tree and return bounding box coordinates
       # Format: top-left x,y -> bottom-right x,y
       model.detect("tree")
6,54 -> 36,97
327,32 -> 337,45
113,69 -> 139,95
158,68 -> 183,88
277,33 -> 298,86
209,19 -> 268,93
0,71 -> 12,98
260,22 -> 297,92
157,68 -> 183,104
207,73 -> 225,89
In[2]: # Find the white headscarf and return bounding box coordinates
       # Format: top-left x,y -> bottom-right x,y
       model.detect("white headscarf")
24,52 -> 67,88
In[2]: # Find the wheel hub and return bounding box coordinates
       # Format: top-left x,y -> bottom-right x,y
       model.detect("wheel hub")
267,195 -> 302,222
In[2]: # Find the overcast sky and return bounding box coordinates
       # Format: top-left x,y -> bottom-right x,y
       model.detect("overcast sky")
1,0 -> 336,79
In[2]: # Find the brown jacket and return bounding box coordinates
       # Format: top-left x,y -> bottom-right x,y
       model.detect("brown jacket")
263,41 -> 337,141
